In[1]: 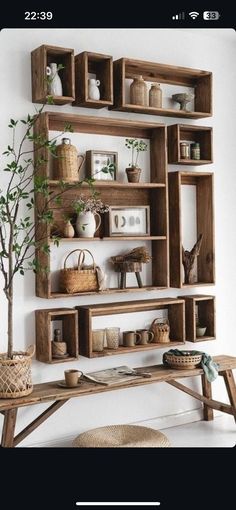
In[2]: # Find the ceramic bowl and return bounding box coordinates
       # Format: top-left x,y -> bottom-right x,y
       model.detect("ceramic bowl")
172,92 -> 194,110
196,326 -> 207,337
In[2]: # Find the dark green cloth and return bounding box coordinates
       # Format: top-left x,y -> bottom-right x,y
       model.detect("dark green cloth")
163,349 -> 219,382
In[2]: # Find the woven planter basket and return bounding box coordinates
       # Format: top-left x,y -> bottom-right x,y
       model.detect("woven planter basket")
164,351 -> 202,370
60,249 -> 98,294
0,345 -> 34,399
151,318 -> 170,343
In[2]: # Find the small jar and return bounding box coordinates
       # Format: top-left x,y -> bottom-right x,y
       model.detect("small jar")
130,75 -> 148,106
191,142 -> 201,160
180,142 -> 190,159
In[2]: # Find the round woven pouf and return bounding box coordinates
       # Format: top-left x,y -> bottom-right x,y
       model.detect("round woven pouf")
72,425 -> 171,448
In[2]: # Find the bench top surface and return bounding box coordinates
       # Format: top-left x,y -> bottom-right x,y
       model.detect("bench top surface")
0,355 -> 235,411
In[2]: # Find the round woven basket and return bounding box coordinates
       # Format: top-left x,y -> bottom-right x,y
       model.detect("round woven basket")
73,424 -> 171,448
0,345 -> 34,398
164,351 -> 202,370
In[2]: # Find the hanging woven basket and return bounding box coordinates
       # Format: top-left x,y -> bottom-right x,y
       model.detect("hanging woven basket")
0,345 -> 34,399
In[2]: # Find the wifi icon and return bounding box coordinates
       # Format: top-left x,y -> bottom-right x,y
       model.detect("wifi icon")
189,11 -> 200,19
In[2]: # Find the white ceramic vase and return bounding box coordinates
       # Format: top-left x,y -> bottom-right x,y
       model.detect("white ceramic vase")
76,211 -> 101,238
46,63 -> 63,96
88,79 -> 100,100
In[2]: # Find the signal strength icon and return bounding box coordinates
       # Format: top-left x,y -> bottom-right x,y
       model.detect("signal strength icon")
189,11 -> 200,19
172,12 -> 185,20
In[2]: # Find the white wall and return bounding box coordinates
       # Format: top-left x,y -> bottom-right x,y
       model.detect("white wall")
0,29 -> 235,446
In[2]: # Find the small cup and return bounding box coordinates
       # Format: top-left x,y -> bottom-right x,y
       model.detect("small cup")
136,329 -> 154,345
196,326 -> 207,337
92,329 -> 105,352
64,369 -> 83,387
123,331 -> 141,347
105,328 -> 120,350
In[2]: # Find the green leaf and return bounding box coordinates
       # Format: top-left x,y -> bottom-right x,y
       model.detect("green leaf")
20,269 -> 24,275
46,95 -> 54,105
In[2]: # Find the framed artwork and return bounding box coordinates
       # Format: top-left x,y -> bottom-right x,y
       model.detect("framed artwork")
86,150 -> 118,181
107,206 -> 150,236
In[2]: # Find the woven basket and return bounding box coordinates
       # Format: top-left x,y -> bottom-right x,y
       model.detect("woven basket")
151,318 -> 170,343
164,351 -> 202,370
60,249 -> 98,294
0,345 -> 34,399
54,139 -> 85,181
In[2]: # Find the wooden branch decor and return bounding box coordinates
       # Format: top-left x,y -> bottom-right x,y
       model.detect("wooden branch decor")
182,234 -> 203,284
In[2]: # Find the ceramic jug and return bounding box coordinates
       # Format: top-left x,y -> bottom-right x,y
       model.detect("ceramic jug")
88,78 -> 100,100
76,211 -> 101,238
46,63 -> 63,96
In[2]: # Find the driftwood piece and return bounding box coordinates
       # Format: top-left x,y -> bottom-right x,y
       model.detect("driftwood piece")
182,234 -> 203,284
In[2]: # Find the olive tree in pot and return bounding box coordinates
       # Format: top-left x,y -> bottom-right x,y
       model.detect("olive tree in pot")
0,106 -> 88,398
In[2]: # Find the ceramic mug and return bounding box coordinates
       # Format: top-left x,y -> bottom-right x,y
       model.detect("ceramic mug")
136,329 -> 154,345
64,369 -> 83,387
123,331 -> 141,347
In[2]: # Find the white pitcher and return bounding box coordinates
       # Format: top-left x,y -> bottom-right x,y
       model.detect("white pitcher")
76,211 -> 101,238
88,78 -> 100,100
46,63 -> 63,96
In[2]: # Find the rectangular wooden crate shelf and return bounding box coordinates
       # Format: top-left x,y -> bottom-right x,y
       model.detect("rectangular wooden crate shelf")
77,298 -> 185,357
34,112 -> 169,298
168,124 -> 213,165
50,286 -> 167,299
35,308 -> 79,363
110,58 -> 212,118
73,51 -> 113,108
168,171 -> 215,289
31,45 -> 75,105
179,294 -> 216,342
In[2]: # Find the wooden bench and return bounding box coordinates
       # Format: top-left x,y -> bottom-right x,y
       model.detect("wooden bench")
0,355 -> 235,447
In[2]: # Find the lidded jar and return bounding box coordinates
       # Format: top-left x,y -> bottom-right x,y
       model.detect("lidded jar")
53,137 -> 84,181
130,75 -> 148,106
149,83 -> 162,108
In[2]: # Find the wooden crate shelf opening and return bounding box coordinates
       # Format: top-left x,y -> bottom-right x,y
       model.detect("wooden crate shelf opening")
110,58 -> 212,118
180,295 -> 216,342
34,112 -> 169,298
77,298 -> 185,358
168,124 -> 213,165
168,171 -> 215,288
35,308 -> 79,363
31,45 -> 75,105
74,51 -> 113,108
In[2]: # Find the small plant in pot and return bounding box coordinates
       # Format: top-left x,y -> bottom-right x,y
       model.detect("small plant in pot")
196,320 -> 207,338
125,138 -> 148,183
73,193 -> 109,238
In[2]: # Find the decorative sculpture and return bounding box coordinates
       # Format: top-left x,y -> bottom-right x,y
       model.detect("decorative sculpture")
182,234 -> 203,284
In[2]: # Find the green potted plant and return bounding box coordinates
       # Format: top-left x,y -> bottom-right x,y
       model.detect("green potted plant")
125,138 -> 148,183
0,105 -> 96,398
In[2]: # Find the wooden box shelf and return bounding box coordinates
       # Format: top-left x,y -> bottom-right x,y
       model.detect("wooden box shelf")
110,58 -> 212,119
168,124 -> 213,165
35,308 -> 79,363
31,45 -> 75,105
180,295 -> 216,342
34,112 -> 169,298
73,52 -> 113,108
168,171 -> 215,288
77,298 -> 185,358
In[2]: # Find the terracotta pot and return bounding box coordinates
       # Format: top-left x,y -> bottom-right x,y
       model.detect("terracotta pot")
126,167 -> 142,183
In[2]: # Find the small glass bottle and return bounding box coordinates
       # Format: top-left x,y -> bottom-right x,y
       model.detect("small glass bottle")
180,142 -> 190,159
191,142 -> 201,160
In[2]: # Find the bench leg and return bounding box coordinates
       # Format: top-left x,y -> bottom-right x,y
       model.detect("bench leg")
201,375 -> 214,421
222,370 -> 236,423
1,409 -> 17,447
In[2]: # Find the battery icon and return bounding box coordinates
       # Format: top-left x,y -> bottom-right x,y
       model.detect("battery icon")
203,11 -> 220,20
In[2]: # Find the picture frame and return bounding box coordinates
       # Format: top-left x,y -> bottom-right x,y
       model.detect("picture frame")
86,150 -> 118,181
106,206 -> 150,236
